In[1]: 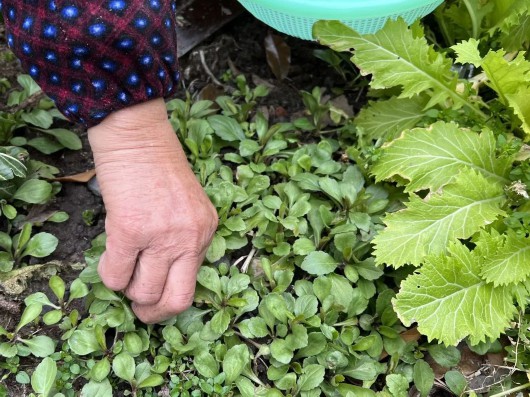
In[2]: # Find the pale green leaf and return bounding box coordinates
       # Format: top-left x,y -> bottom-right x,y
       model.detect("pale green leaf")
112,353 -> 135,382
394,243 -> 517,345
31,357 -> 56,397
372,122 -> 511,192
313,20 -> 476,114
506,86 -> 530,138
13,179 -> 53,204
298,364 -> 325,391
356,95 -> 429,142
451,39 -> 482,66
374,169 -> 506,267
481,50 -> 530,105
479,231 -> 530,286
80,379 -> 112,397
301,251 -> 337,275
68,330 -> 101,355
223,344 -> 250,384
20,335 -> 55,357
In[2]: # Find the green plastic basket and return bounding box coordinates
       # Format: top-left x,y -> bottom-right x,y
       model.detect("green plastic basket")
238,0 -> 444,39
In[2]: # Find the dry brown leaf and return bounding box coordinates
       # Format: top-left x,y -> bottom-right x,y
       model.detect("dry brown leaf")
54,169 -> 96,183
264,32 -> 291,80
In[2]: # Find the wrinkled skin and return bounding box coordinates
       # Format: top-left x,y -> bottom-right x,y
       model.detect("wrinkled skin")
88,99 -> 218,323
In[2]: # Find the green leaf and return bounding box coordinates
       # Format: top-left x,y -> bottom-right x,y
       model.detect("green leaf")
451,39 -> 482,66
27,137 -> 64,154
297,364 -> 325,391
356,95 -> 429,142
31,357 -> 56,397
68,330 -> 101,355
0,151 -> 27,181
374,169 -> 506,267
40,128 -> 82,150
206,234 -> 226,263
194,352 -> 219,378
21,109 -> 53,129
0,343 -> 17,358
427,345 -> 461,367
49,276 -> 65,301
479,231 -> 530,286
16,304 -> 42,332
112,353 -> 135,382
43,310 -> 63,325
17,75 -> 42,96
247,317 -> 269,337
13,179 -> 53,204
292,238 -> 316,256
313,19 -> 476,114
301,251 -> 337,275
22,232 -> 58,258
91,358 -> 111,382
386,374 -> 409,397
394,243 -> 517,345
137,374 -> 164,389
263,293 -> 291,323
372,122 -> 511,192
208,115 -> 246,141
68,278 -> 90,302
294,295 -> 318,318
21,335 -> 55,357
414,359 -> 434,397
197,266 -> 223,299
270,339 -> 294,364
506,86 -> 530,138
124,332 -> 143,355
445,370 -> 467,395
223,344 -> 250,384
210,308 -> 231,335
80,379 -> 112,397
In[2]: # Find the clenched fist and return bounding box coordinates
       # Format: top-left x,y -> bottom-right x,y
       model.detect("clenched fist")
88,99 -> 218,323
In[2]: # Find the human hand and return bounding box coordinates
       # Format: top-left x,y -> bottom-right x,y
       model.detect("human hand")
88,99 -> 218,323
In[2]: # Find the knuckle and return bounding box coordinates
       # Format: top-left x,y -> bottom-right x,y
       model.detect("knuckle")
126,288 -> 161,305
100,274 -> 128,291
167,293 -> 195,314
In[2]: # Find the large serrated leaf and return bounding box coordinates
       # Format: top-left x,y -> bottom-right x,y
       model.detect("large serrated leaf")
506,87 -> 530,138
356,95 -> 429,142
313,19 -> 480,116
374,169 -> 506,267
393,243 -> 516,346
479,230 -> 530,286
372,122 -> 511,191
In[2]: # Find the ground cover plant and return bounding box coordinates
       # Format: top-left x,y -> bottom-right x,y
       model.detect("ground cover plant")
0,0 -> 529,395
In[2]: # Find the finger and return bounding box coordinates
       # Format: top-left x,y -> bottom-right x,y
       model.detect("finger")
132,252 -> 203,323
124,249 -> 171,305
98,233 -> 139,291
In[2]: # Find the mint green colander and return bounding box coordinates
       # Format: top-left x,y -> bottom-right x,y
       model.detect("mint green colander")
238,0 -> 444,40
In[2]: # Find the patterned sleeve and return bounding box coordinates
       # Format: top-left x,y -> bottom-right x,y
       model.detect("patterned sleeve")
0,0 -> 180,127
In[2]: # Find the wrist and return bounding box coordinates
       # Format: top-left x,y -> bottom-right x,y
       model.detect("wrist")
88,99 -> 173,154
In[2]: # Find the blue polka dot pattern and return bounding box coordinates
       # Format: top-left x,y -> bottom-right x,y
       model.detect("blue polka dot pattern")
2,0 -> 180,127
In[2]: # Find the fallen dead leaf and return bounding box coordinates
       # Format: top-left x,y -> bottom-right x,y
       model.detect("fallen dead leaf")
54,169 -> 96,183
264,32 -> 291,80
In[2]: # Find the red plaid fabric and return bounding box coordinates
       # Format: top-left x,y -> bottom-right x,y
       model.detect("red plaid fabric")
1,0 -> 179,127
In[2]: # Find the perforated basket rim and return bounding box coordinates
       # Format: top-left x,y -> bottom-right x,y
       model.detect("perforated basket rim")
240,0 -> 444,19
